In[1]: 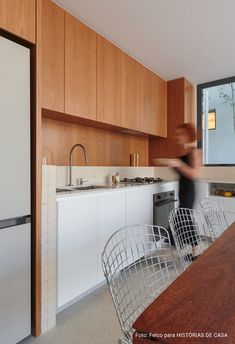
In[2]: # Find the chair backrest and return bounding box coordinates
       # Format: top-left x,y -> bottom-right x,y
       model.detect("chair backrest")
169,208 -> 210,270
102,224 -> 178,341
200,198 -> 228,240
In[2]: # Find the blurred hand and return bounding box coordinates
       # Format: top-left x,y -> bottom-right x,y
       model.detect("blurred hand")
166,159 -> 182,168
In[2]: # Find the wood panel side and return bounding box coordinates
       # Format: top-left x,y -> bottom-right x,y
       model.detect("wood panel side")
42,118 -> 149,166
184,79 -> 195,123
31,1 -> 43,336
167,77 -> 185,139
31,49 -> 42,337
0,0 -> 35,43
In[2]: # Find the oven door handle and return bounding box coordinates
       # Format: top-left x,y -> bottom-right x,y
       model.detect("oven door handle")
154,199 -> 178,206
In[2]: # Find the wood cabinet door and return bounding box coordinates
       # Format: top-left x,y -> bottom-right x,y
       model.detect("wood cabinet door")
97,35 -> 121,126
154,76 -> 167,137
38,0 -> 65,112
120,52 -> 140,131
139,65 -> 155,134
65,13 -> 96,120
0,0 -> 35,43
149,78 -> 188,162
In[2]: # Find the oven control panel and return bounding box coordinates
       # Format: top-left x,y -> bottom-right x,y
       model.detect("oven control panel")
153,191 -> 175,203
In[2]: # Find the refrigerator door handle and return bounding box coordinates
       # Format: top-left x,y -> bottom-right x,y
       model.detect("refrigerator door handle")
0,215 -> 31,230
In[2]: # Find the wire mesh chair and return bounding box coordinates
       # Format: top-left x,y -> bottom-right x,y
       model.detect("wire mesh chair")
200,198 -> 229,240
169,208 -> 211,270
102,224 -> 178,344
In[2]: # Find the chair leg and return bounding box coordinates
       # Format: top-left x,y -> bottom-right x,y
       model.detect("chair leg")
118,338 -> 131,344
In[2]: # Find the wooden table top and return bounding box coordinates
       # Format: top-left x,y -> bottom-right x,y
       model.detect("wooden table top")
133,222 -> 235,344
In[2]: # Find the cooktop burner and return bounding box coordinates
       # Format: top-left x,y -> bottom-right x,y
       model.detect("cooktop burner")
121,177 -> 163,184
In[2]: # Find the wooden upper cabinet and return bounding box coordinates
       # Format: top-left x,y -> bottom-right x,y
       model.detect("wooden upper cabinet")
139,65 -> 155,134
0,0 -> 35,43
154,75 -> 167,137
37,0 -> 65,113
149,77 -> 195,162
65,13 -> 96,120
97,35 -> 121,126
120,52 -> 140,131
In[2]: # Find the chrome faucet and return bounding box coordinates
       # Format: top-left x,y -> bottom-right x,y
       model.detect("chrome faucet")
68,144 -> 88,186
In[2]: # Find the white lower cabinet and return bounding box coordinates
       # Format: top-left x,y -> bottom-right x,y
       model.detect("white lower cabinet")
126,187 -> 152,225
57,185 -> 178,308
97,191 -> 126,283
57,195 -> 98,308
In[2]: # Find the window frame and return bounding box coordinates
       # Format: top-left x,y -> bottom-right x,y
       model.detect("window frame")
197,76 -> 235,166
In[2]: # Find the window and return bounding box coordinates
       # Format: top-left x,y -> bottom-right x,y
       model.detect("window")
197,77 -> 235,165
202,110 -> 216,130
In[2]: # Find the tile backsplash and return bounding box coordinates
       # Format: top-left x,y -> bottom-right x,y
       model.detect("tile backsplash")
154,166 -> 235,182
201,166 -> 235,182
56,166 -> 156,186
55,165 -> 235,186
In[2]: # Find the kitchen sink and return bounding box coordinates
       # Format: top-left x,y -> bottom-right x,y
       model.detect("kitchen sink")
56,185 -> 109,193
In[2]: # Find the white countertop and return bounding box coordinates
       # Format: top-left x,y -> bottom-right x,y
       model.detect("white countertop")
56,180 -> 178,201
200,179 -> 235,184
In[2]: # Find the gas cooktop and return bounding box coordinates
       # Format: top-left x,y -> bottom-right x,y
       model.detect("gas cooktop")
121,177 -> 164,184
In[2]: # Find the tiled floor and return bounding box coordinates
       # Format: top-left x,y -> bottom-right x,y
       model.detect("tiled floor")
21,251 -> 182,344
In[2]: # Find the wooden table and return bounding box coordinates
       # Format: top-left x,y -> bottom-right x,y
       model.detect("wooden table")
133,222 -> 235,344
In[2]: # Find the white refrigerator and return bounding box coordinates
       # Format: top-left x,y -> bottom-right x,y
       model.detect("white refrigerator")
0,37 -> 31,343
